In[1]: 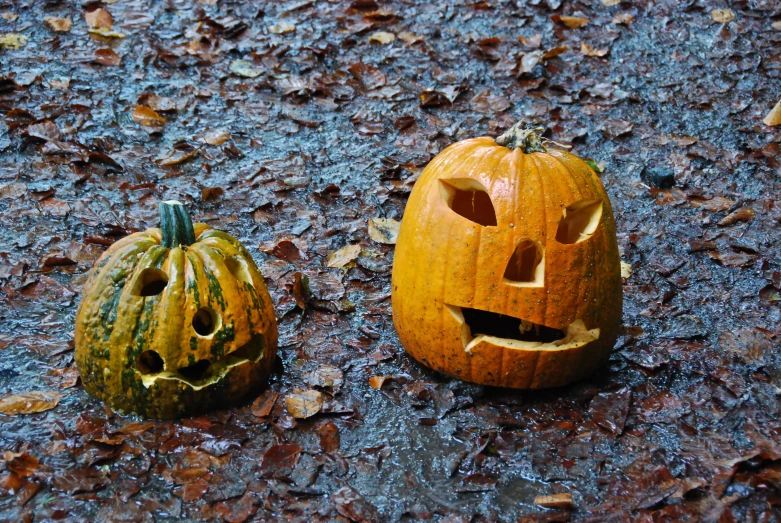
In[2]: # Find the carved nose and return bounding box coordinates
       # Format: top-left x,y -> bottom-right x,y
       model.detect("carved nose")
503,239 -> 544,288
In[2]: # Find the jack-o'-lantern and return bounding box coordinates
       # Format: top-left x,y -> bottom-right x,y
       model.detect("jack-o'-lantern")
74,201 -> 278,418
391,123 -> 622,388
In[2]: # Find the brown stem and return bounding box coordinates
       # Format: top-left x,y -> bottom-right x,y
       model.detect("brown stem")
495,121 -> 547,153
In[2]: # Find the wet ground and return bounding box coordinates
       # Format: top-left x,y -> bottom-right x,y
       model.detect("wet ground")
1,0 -> 780,521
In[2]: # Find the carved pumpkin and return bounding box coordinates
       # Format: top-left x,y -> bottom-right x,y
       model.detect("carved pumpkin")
391,123 -> 622,388
74,201 -> 278,418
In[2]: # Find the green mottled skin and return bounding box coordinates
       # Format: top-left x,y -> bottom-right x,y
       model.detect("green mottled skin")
74,225 -> 278,419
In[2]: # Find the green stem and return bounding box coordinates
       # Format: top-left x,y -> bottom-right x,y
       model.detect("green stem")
495,121 -> 547,153
159,200 -> 196,248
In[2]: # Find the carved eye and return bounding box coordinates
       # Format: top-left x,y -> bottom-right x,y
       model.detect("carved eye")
439,178 -> 497,226
556,199 -> 602,244
503,239 -> 544,287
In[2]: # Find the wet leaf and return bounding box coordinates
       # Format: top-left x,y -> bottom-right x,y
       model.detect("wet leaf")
51,468 -> 109,494
306,365 -> 343,390
369,31 -> 395,44
41,367 -> 80,389
620,261 -> 632,279
717,207 -> 754,226
347,62 -> 386,90
201,187 -> 224,202
203,130 -> 230,145
318,423 -> 340,453
331,486 -> 380,522
710,9 -> 735,23
368,217 -> 400,244
327,244 -> 361,268
44,17 -> 72,32
4,452 -> 39,477
27,120 -> 61,141
132,105 -> 165,127
88,28 -> 125,38
398,31 -> 423,45
369,375 -> 390,389
600,0 -> 620,5
613,13 -> 633,25
285,390 -> 323,419
85,8 -> 113,29
0,390 -> 64,415
250,390 -> 278,418
589,388 -> 632,435
94,48 -> 120,66
0,33 -> 27,50
230,60 -> 262,78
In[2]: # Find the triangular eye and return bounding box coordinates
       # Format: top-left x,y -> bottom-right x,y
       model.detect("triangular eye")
439,178 -> 497,226
503,239 -> 544,287
556,199 -> 602,244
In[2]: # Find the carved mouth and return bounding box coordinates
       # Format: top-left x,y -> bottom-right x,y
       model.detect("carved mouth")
445,305 -> 600,352
136,334 -> 266,390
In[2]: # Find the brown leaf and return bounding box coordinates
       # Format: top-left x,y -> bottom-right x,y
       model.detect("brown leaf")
612,13 -> 633,25
764,100 -> 781,127
41,367 -> 80,389
397,31 -> 423,45
260,443 -> 302,477
51,468 -> 109,494
317,423 -> 340,453
285,389 -> 323,419
201,187 -> 224,202
717,207 -> 754,226
85,8 -> 113,29
4,452 -> 39,477
270,240 -> 306,262
368,217 -> 400,244
132,105 -> 165,127
251,390 -> 278,418
470,90 -> 510,114
0,183 -> 27,200
94,48 -> 120,66
689,195 -> 734,212
710,9 -> 735,23
368,375 -> 390,389
156,148 -> 198,166
331,486 -> 380,522
203,130 -> 230,146
519,34 -> 542,48
601,0 -> 620,4
588,388 -> 632,435
306,365 -> 344,390
552,15 -> 589,28
581,42 -> 609,57
0,390 -> 64,415
269,21 -> 295,34
44,17 -> 72,32
327,244 -> 361,268
542,45 -> 569,59
347,62 -> 386,90
535,493 -> 573,509
518,51 -> 543,74
27,120 -> 61,141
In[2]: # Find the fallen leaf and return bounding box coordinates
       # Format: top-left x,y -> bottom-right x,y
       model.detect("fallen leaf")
717,207 -> 754,226
0,33 -> 27,50
535,493 -> 573,509
269,21 -> 295,34
251,390 -> 278,418
710,9 -> 735,23
369,31 -> 395,44
203,130 -> 230,146
0,390 -> 64,415
201,187 -> 224,202
773,21 -> 781,30
306,365 -> 344,390
398,31 -> 423,45
4,452 -> 39,477
581,42 -> 609,57
156,148 -> 198,166
327,244 -> 362,268
41,367 -> 80,389
260,444 -> 301,477
552,15 -> 589,28
347,62 -> 386,90
0,183 -> 27,200
94,48 -> 120,66
2,12 -> 19,21
620,261 -> 632,279
369,375 -> 390,389
230,59 -> 262,78
542,45 -> 568,59
27,120 -> 61,141
368,217 -> 400,244
318,423 -> 340,453
132,106 -> 165,127
45,17 -> 72,32
85,8 -> 112,29
285,389 -> 323,419
88,27 -> 125,38
689,195 -> 734,212
589,388 -> 632,435
612,13 -> 633,25
764,100 -> 781,126
600,0 -> 620,5
519,34 -> 542,48
518,51 -> 543,74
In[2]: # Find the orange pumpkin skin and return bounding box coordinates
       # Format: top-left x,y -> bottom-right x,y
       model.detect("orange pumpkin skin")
391,133 -> 622,389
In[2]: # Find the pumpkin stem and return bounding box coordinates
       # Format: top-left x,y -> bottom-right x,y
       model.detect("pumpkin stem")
159,200 -> 196,248
495,121 -> 547,154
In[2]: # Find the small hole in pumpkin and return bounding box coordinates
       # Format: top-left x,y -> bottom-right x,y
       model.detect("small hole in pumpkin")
504,239 -> 544,287
178,359 -> 211,381
192,307 -> 220,337
556,199 -> 603,244
439,178 -> 498,226
137,350 -> 164,374
224,255 -> 254,288
133,268 -> 168,297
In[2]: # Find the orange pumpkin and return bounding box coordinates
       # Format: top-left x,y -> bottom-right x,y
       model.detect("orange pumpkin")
391,123 -> 622,389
